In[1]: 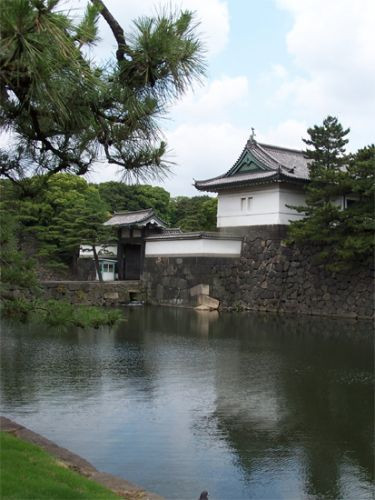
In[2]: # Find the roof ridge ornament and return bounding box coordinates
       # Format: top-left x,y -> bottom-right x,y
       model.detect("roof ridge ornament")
248,127 -> 256,145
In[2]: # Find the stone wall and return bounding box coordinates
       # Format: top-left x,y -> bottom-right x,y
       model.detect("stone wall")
40,281 -> 144,307
143,226 -> 374,319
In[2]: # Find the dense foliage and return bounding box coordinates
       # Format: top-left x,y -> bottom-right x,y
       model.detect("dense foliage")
97,181 -> 217,230
0,0 -> 204,185
169,196 -> 217,231
1,175 -> 113,276
97,182 -> 171,222
287,116 -> 375,269
0,0 -> 207,325
1,175 -> 218,278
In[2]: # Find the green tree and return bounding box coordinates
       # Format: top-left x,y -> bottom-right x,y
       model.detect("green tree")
287,117 -> 374,269
169,195 -> 217,231
0,210 -> 39,318
97,182 -> 171,222
56,190 -> 112,282
0,0 -> 204,185
2,174 -> 113,276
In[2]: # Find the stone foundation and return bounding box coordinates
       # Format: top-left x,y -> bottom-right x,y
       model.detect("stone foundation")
40,281 -> 144,307
143,226 -> 374,319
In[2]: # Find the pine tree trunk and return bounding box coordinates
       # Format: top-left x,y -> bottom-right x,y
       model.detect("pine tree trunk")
92,245 -> 103,282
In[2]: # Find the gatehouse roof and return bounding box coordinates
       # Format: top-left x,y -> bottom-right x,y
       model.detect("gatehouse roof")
194,139 -> 310,192
104,208 -> 167,228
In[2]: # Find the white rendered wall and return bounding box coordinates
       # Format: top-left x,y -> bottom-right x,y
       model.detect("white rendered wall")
96,270 -> 116,281
217,185 -> 306,227
145,238 -> 242,257
278,188 -> 306,224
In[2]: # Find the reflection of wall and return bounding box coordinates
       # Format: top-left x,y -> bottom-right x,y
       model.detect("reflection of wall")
1,310 -> 372,500
210,314 -> 374,498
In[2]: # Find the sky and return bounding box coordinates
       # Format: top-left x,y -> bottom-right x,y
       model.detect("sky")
17,0 -> 375,195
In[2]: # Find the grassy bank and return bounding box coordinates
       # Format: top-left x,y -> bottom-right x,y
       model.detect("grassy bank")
1,298 -> 124,328
0,432 -> 120,499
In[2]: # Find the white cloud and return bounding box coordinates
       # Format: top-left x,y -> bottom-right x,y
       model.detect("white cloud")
258,119 -> 307,150
159,122 -> 248,196
274,0 -> 375,146
160,118 -> 307,196
172,75 -> 249,121
70,0 -> 229,60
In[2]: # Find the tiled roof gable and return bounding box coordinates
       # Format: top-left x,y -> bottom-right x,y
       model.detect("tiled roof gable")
195,139 -> 310,192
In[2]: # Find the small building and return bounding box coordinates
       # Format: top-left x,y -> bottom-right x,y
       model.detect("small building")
194,136 -> 310,227
104,209 -> 181,280
79,244 -> 118,281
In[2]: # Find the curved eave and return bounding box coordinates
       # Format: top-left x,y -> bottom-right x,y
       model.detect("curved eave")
195,173 -> 309,193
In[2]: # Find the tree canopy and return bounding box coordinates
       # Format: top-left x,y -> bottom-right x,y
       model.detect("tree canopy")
97,181 -> 171,222
1,175 -> 218,278
1,174 -> 113,273
0,0 -> 205,185
169,196 -> 217,231
287,116 -> 375,269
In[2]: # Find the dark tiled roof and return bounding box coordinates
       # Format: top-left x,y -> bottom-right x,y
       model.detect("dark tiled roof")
161,227 -> 183,235
195,140 -> 310,192
146,231 -> 243,241
104,208 -> 167,227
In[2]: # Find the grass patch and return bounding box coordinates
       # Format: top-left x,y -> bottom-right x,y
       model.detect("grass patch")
0,431 -> 120,499
1,298 -> 124,328
32,300 -> 124,328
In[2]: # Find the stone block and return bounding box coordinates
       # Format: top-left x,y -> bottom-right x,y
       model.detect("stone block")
156,284 -> 164,300
190,284 -> 210,297
194,294 -> 219,310
194,304 -> 211,311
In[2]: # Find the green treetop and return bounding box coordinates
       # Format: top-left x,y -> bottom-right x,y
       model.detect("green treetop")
288,117 -> 374,269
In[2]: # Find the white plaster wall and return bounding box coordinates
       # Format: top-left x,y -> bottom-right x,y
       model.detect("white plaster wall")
278,188 -> 307,224
217,185 -> 280,227
145,238 -> 242,257
217,185 -> 307,227
96,270 -> 116,281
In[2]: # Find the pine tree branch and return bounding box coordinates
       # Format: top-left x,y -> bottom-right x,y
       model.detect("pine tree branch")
90,0 -> 131,62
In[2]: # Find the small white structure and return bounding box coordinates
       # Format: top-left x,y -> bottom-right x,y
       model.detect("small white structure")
145,232 -> 242,258
79,244 -> 118,281
195,137 -> 310,227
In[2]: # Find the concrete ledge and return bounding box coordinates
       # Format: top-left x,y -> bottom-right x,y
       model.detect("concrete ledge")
38,281 -> 145,307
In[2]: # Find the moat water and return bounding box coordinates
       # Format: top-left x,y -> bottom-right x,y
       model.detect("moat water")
1,307 -> 373,499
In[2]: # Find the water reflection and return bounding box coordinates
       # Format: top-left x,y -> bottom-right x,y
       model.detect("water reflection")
1,308 -> 373,500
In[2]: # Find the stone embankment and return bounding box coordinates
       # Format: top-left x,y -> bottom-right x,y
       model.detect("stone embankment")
143,226 -> 374,319
40,281 -> 144,307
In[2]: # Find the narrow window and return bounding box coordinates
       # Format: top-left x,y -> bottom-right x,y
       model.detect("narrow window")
241,197 -> 246,211
247,196 -> 253,211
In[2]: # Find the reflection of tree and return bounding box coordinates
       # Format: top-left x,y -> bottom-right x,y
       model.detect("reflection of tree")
0,318 -> 157,409
209,313 -> 373,499
1,309 -> 373,499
